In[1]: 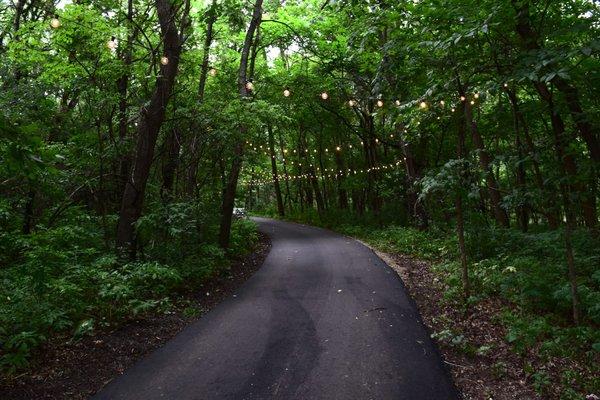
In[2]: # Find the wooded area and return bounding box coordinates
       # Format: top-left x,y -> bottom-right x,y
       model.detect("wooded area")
1,0 -> 598,397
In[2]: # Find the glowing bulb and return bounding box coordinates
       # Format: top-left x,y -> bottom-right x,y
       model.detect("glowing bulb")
376,100 -> 384,107
160,56 -> 169,65
460,95 -> 466,102
474,92 -> 480,99
395,99 -> 401,106
336,146 -> 341,151
50,17 -> 60,29
321,92 -> 329,100
107,37 -> 117,50
440,100 -> 445,106
283,88 -> 291,97
348,99 -> 356,107
208,68 -> 217,76
503,83 -> 509,88
419,101 -> 427,109
470,100 -> 475,105
246,81 -> 254,91
451,107 -> 456,112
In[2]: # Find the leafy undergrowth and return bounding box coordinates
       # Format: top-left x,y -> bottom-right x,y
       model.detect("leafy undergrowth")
0,203 -> 258,377
262,209 -> 600,399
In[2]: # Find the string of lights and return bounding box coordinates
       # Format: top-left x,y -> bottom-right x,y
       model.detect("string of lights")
48,15 -> 495,112
246,159 -> 405,186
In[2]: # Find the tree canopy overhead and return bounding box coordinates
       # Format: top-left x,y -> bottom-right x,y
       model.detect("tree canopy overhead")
1,0 -> 599,396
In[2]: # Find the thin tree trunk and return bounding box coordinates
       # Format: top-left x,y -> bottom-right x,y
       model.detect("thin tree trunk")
456,102 -> 470,301
218,0 -> 263,249
458,80 -> 510,228
186,0 -> 218,196
506,89 -> 560,229
268,123 -> 285,216
116,0 -> 136,195
512,0 -> 600,164
161,125 -> 180,200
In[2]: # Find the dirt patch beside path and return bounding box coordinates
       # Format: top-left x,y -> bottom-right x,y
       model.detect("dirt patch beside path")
0,233 -> 271,400
363,243 -> 540,400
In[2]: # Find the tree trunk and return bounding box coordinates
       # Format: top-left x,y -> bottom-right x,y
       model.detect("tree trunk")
186,0 -> 218,197
398,125 -> 429,228
218,0 -> 263,249
506,89 -> 560,228
456,102 -> 470,301
535,82 -> 597,228
460,85 -> 510,228
268,124 -> 285,216
116,0 -> 187,256
116,0 -> 136,196
161,125 -> 180,200
512,0 -> 600,164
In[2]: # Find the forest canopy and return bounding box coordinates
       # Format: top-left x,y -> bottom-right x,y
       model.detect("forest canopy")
0,0 -> 599,397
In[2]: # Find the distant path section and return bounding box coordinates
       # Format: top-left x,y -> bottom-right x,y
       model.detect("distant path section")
94,217 -> 458,400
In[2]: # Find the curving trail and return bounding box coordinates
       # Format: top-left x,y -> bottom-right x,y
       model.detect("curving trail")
93,217 -> 458,400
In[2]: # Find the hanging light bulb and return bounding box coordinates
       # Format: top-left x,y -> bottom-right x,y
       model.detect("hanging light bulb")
348,99 -> 356,107
451,107 -> 456,112
460,95 -> 466,102
283,88 -> 291,97
376,99 -> 384,107
440,100 -> 445,106
246,80 -> 254,91
208,67 -> 217,76
419,101 -> 427,109
470,100 -> 475,105
107,36 -> 118,50
474,92 -> 480,99
395,99 -> 401,106
503,82 -> 509,88
321,92 -> 329,100
160,56 -> 169,65
336,146 -> 341,151
50,16 -> 61,29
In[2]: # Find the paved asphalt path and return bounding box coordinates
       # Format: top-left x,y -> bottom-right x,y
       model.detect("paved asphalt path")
94,217 -> 458,400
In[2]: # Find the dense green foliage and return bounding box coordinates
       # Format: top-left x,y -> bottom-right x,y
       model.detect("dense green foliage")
1,0 -> 599,396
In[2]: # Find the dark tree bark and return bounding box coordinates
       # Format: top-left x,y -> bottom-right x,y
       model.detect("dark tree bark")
161,125 -> 181,200
534,81 -> 597,228
116,0 -> 188,256
460,84 -> 510,228
398,125 -> 429,229
456,102 -> 470,301
512,0 -> 600,164
334,150 -> 348,209
186,0 -> 218,196
505,88 -> 560,229
218,0 -> 263,249
268,124 -> 285,216
116,0 -> 137,196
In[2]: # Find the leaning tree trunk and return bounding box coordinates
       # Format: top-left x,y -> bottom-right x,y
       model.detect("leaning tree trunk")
218,0 -> 263,249
186,0 -> 218,196
116,0 -> 187,257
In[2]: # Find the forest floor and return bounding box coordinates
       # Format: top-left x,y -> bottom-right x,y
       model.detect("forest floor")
368,246 -> 540,400
0,233 -> 271,400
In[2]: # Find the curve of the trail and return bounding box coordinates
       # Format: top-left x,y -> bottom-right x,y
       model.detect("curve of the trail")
94,217 -> 458,400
